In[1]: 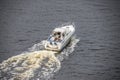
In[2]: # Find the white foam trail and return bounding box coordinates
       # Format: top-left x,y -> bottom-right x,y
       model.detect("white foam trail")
0,36 -> 79,80
0,50 -> 60,80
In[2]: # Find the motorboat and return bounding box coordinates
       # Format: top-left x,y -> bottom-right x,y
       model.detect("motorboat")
44,24 -> 75,51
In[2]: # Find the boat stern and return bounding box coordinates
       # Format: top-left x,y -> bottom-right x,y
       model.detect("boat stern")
44,41 -> 61,52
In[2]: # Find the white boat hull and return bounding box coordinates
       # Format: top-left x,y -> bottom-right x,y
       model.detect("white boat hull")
45,24 -> 75,52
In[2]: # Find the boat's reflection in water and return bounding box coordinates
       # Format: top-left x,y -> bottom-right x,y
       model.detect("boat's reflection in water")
0,36 -> 79,80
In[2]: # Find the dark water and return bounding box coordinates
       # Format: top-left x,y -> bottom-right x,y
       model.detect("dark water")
0,0 -> 120,80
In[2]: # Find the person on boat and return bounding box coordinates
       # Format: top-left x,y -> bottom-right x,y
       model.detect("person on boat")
54,32 -> 63,42
49,31 -> 65,45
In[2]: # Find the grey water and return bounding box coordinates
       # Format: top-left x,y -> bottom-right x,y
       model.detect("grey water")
0,0 -> 120,80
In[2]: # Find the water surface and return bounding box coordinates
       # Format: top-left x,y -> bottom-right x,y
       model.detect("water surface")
0,0 -> 120,80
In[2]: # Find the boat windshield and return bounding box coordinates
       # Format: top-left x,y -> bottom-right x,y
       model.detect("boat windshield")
53,32 -> 61,36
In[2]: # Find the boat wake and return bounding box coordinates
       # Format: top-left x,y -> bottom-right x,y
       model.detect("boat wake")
0,36 -> 79,80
